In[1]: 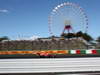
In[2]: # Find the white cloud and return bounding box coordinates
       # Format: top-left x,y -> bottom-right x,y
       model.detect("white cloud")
16,35 -> 39,40
0,9 -> 8,13
29,35 -> 39,40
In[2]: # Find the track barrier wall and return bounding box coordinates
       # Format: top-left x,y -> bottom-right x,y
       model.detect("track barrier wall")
0,49 -> 100,55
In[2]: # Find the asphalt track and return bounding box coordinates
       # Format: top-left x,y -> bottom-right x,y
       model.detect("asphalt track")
1,72 -> 100,75
0,57 -> 100,74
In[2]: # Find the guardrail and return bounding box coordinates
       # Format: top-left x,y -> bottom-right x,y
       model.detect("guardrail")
0,58 -> 100,74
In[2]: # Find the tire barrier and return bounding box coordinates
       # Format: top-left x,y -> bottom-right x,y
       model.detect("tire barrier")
0,49 -> 100,55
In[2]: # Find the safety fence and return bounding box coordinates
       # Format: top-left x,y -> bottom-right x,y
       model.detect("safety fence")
0,49 -> 100,55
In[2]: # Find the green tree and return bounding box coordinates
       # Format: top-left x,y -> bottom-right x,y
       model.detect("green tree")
0,36 -> 9,50
82,33 -> 93,42
61,33 -> 75,38
96,36 -> 100,43
76,31 -> 83,37
0,36 -> 9,42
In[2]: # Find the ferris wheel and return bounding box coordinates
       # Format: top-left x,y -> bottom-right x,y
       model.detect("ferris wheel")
48,2 -> 88,36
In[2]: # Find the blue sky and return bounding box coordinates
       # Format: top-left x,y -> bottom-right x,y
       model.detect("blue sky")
0,0 -> 100,39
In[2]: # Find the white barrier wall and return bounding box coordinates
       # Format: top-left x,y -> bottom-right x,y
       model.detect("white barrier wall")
0,58 -> 100,74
